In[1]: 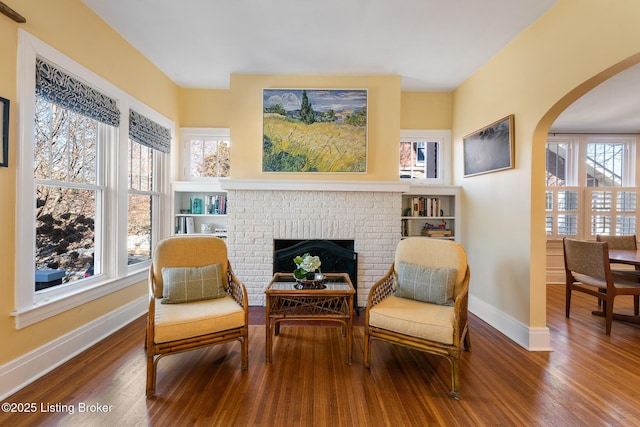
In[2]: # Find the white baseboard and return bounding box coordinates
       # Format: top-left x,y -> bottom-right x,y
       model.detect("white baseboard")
469,294 -> 553,352
0,296 -> 147,400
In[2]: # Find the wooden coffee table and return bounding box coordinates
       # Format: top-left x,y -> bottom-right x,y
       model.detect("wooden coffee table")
265,272 -> 355,364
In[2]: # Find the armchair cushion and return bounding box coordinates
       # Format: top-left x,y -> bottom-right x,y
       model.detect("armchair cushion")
161,263 -> 226,304
395,261 -> 456,306
368,295 -> 455,345
154,295 -> 245,343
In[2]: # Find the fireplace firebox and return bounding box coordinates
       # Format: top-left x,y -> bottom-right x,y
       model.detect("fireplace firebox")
273,239 -> 358,311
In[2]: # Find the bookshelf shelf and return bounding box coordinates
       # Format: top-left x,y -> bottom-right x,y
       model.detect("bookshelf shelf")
172,181 -> 228,237
401,185 -> 461,241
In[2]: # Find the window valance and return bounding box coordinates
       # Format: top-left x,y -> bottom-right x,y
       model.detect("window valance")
129,110 -> 171,153
35,57 -> 120,127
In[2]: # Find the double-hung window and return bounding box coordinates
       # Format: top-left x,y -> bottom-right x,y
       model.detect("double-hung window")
14,31 -> 172,327
127,111 -> 170,265
546,134 -> 637,240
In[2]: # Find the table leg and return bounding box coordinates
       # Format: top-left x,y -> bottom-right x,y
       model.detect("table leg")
265,297 -> 272,364
346,295 -> 353,365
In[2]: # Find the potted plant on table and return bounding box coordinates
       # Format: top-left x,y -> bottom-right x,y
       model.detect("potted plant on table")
293,253 -> 324,288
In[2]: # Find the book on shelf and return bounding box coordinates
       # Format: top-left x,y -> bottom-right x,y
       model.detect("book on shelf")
410,197 -> 443,217
185,217 -> 195,234
176,216 -> 195,234
204,194 -> 227,215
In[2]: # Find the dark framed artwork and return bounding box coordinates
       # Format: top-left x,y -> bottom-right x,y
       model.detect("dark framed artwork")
262,89 -> 367,173
463,114 -> 514,177
0,96 -> 8,167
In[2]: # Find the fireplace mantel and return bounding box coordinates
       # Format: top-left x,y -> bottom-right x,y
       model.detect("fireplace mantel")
220,179 -> 410,193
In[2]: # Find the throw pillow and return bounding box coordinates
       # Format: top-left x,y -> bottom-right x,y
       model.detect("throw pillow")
395,261 -> 457,306
161,263 -> 226,304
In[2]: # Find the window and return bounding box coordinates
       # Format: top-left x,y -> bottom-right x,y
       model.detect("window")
127,140 -> 154,265
545,135 -> 637,240
15,31 -> 172,327
181,128 -> 230,180
127,110 -> 170,266
34,96 -> 105,285
399,130 -> 451,185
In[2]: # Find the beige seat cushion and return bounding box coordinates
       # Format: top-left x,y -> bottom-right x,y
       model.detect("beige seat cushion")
573,273 -> 640,289
154,295 -> 245,344
369,295 -> 455,345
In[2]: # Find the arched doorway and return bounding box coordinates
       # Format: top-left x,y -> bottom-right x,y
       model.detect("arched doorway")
533,52 -> 640,335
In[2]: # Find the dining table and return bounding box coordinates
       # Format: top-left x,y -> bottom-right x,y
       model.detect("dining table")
608,248 -> 640,266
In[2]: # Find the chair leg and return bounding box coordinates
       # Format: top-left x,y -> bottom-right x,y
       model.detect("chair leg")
565,286 -> 572,318
363,329 -> 371,368
449,356 -> 461,400
605,298 -> 614,336
241,336 -> 249,370
146,354 -> 156,398
635,295 -> 639,316
463,328 -> 471,351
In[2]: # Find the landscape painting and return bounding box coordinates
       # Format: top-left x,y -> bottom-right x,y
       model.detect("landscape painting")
262,89 -> 367,172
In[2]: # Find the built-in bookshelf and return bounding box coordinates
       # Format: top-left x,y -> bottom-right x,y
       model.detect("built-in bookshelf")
172,181 -> 228,237
401,185 -> 461,241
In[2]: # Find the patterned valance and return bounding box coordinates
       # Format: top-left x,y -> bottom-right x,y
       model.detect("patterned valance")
35,57 -> 120,127
129,110 -> 171,153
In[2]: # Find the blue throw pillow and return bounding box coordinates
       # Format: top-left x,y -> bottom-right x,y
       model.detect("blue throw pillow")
395,261 -> 457,306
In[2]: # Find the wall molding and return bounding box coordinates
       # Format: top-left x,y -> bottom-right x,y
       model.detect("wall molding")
469,294 -> 553,352
0,296 -> 147,400
220,179 -> 411,193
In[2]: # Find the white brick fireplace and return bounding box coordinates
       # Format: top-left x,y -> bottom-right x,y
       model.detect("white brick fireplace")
221,180 -> 409,306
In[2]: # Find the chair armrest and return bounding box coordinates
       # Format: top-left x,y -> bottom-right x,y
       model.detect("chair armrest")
226,261 -> 248,310
366,263 -> 395,309
452,266 -> 470,345
147,266 -> 157,349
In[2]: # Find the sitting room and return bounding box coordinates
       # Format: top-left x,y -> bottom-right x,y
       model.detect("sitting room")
2,0 -> 640,425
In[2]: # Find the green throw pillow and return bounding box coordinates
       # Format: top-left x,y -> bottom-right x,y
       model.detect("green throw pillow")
395,261 -> 457,306
161,263 -> 226,304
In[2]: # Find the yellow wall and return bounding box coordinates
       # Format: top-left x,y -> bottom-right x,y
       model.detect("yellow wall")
401,91 -> 452,130
229,74 -> 402,180
174,88 -> 453,180
0,0 -> 179,365
179,88 -> 231,128
452,0 -> 640,330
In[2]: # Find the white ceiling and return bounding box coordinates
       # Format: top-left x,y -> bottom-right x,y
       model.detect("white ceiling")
82,0 -> 640,133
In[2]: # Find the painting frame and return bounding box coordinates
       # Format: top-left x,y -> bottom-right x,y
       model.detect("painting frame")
262,88 -> 368,173
463,114 -> 514,177
0,96 -> 8,167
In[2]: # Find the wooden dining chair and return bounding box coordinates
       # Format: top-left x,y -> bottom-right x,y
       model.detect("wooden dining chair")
595,234 -> 640,315
563,237 -> 640,335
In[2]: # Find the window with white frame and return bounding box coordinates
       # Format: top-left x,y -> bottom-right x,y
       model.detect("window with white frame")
546,134 -> 637,240
181,128 -> 230,180
399,130 -> 451,184
15,31 -> 171,327
127,110 -> 169,266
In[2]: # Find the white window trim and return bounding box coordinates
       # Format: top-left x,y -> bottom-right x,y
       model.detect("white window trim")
546,134 -> 638,241
400,129 -> 451,185
181,127 -> 230,181
13,30 -> 172,328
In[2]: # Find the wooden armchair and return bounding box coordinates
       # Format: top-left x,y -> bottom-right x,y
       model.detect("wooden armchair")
146,236 -> 248,397
563,237 -> 640,335
364,237 -> 471,399
595,234 -> 640,315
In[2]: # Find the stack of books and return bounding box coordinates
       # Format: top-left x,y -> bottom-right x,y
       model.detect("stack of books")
421,228 -> 452,238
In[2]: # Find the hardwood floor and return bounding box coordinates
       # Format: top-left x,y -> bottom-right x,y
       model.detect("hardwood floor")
3,285 -> 640,426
